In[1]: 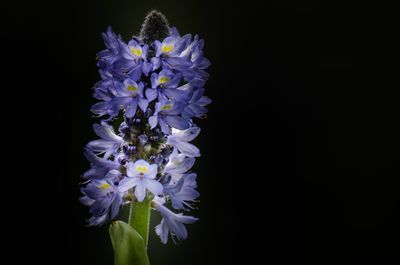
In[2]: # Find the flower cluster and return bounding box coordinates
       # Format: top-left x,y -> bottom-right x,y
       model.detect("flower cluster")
80,25 -> 210,244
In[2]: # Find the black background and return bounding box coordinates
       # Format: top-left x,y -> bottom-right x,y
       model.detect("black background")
3,0 -> 399,264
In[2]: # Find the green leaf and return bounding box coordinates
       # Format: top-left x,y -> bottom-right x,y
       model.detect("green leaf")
109,220 -> 150,265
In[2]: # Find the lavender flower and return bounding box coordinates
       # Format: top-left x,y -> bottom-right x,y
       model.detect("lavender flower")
165,173 -> 199,210
163,147 -> 195,183
118,160 -> 163,202
167,127 -> 201,157
83,150 -> 119,179
148,98 -> 190,134
80,176 -> 123,226
86,122 -> 124,159
153,197 -> 198,244
80,10 -> 211,247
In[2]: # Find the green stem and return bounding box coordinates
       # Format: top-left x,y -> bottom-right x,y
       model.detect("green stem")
128,196 -> 151,248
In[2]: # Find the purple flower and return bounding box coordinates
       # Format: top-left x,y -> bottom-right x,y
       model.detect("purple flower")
91,80 -> 127,119
153,197 -> 198,244
165,173 -> 199,210
118,159 -> 163,202
148,99 -> 190,134
82,20 -> 210,240
152,28 -> 211,82
154,34 -> 187,57
167,127 -> 200,157
86,122 -> 124,159
83,150 -> 119,179
116,79 -> 149,117
80,177 -> 123,226
145,69 -> 190,103
182,87 -> 211,119
119,38 -> 152,76
151,69 -> 180,88
121,39 -> 148,61
91,79 -> 148,119
189,38 -> 211,70
111,56 -> 143,81
151,30 -> 193,73
163,148 -> 195,183
97,26 -> 121,64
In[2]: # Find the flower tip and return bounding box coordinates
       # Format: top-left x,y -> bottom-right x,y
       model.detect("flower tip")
140,10 -> 170,44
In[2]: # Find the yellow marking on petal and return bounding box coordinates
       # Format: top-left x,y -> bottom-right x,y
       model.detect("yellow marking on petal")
159,76 -> 170,84
127,85 -> 138,92
161,104 -> 173,110
99,183 -> 111,190
130,47 -> 142,57
172,159 -> 181,165
136,165 -> 149,173
162,44 -> 174,53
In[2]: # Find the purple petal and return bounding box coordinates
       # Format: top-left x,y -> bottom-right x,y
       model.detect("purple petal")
110,196 -> 122,219
168,219 -> 188,240
86,139 -> 115,152
149,115 -> 158,129
163,88 -> 189,102
175,214 -> 199,224
173,141 -> 200,157
186,104 -> 207,118
125,100 -> 138,118
127,63 -> 143,81
155,219 -> 169,244
150,73 -> 158,88
145,88 -> 158,102
79,196 -> 95,206
92,123 -> 121,142
151,57 -> 161,70
165,156 -> 195,174
142,61 -> 152,76
197,96 -> 212,106
138,98 -> 148,112
159,118 -> 171,134
165,115 -> 190,130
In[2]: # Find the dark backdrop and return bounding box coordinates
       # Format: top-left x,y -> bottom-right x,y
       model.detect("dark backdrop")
3,0 -> 399,264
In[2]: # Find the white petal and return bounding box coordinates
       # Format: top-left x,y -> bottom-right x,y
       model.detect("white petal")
118,177 -> 138,193
134,159 -> 150,168
172,127 -> 200,142
126,162 -> 138,178
144,179 -> 163,196
134,179 -> 147,202
174,141 -> 200,157
146,164 -> 158,179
